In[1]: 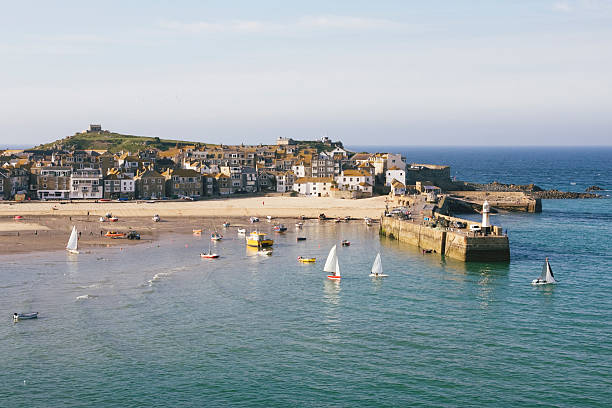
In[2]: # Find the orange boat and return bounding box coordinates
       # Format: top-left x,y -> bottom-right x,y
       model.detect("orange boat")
105,231 -> 126,239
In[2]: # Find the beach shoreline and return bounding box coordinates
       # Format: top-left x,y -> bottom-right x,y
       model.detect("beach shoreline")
0,196 -> 386,255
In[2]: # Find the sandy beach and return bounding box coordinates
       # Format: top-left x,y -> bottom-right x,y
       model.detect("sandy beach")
0,196 -> 386,219
0,196 -> 386,254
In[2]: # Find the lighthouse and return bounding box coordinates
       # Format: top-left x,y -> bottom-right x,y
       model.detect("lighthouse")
482,200 -> 491,228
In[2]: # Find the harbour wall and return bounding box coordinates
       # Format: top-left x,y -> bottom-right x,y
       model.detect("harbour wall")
380,217 -> 510,262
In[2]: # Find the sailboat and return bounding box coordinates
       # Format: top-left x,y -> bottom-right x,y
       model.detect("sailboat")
324,245 -> 341,280
369,252 -> 388,277
66,226 -> 79,254
531,257 -> 556,285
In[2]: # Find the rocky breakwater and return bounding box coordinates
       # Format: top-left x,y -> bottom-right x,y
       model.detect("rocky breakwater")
466,181 -> 606,199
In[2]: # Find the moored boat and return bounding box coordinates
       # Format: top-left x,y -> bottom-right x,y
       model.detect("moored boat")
250,216 -> 260,223
341,240 -> 350,247
193,229 -> 202,235
246,231 -> 274,248
295,222 -> 303,228
237,228 -> 246,234
296,237 -> 307,241
14,312 -> 38,322
222,222 -> 230,228
273,224 -> 287,233
298,256 -> 316,263
211,232 -> 223,241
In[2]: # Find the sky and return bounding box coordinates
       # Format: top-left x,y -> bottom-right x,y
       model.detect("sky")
1,0 -> 611,147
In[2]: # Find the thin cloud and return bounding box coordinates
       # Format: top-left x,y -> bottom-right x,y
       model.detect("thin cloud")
553,2 -> 572,12
159,15 -> 402,34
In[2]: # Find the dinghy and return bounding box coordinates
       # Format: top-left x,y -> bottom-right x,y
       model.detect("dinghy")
211,232 -> 223,241
13,312 -> 38,322
152,214 -> 160,222
296,237 -> 307,241
66,226 -> 79,254
341,240 -> 350,247
324,245 -> 341,280
237,228 -> 246,235
532,257 -> 557,285
200,240 -> 219,259
298,256 -> 316,263
369,252 -> 388,277
222,222 -> 230,228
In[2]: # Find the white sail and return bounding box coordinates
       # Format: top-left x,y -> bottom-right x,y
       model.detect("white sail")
334,258 -> 341,277
66,226 -> 78,252
324,245 -> 338,273
371,253 -> 383,275
544,259 -> 556,283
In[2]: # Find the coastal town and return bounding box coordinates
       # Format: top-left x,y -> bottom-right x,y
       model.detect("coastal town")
1,124 -> 446,202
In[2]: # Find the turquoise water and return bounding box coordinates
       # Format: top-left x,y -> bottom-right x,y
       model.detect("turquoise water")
2,147 -> 612,407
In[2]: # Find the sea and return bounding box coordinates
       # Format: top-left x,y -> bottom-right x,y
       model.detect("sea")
1,146 -> 611,407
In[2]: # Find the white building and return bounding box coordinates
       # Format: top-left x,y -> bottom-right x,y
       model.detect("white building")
70,168 -> 103,199
385,167 -> 406,186
335,170 -> 373,195
292,177 -> 335,197
276,171 -> 295,193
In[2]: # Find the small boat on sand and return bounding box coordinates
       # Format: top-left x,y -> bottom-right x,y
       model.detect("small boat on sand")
14,312 -> 38,322
341,240 -> 350,247
250,217 -> 259,223
152,214 -> 160,222
532,258 -> 557,285
298,256 -> 316,263
105,231 -> 126,239
237,228 -> 246,234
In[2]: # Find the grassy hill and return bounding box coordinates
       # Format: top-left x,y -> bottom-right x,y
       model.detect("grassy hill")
36,131 -> 204,153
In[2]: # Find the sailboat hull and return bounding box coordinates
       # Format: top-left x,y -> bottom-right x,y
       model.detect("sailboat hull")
369,274 -> 388,278
67,249 -> 80,254
327,275 -> 341,280
531,279 -> 554,285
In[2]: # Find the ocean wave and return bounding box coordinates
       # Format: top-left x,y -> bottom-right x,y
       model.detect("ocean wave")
75,294 -> 98,301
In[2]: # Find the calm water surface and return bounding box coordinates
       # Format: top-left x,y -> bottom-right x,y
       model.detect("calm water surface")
2,147 -> 612,407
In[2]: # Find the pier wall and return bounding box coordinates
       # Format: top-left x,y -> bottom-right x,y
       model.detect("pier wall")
380,217 -> 510,262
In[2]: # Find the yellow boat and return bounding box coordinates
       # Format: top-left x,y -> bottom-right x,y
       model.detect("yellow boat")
297,256 -> 316,263
246,231 -> 274,248
193,229 -> 202,235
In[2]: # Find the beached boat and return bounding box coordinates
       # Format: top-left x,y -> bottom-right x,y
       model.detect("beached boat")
13,312 -> 38,322
250,217 -> 259,223
222,222 -> 230,228
298,256 -> 316,263
211,232 -> 223,241
344,216 -> 350,222
273,224 -> 287,233
109,217 -> 119,222
532,258 -> 557,285
341,240 -> 350,247
105,231 -> 126,239
237,228 -> 246,234
66,226 -> 79,254
14,215 -> 23,220
324,245 -> 341,280
152,214 -> 160,222
246,231 -> 274,248
369,252 -> 388,278
267,215 -> 272,221
364,217 -> 372,226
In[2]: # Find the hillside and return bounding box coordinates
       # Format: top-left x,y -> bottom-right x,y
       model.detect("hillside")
35,131 -> 204,153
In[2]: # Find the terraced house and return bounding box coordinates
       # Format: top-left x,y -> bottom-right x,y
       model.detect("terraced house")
162,168 -> 202,198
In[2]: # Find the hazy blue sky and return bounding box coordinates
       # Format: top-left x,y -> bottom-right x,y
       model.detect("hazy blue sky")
1,0 -> 611,146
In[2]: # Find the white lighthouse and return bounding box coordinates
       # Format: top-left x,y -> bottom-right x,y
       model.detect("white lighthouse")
482,200 -> 491,228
